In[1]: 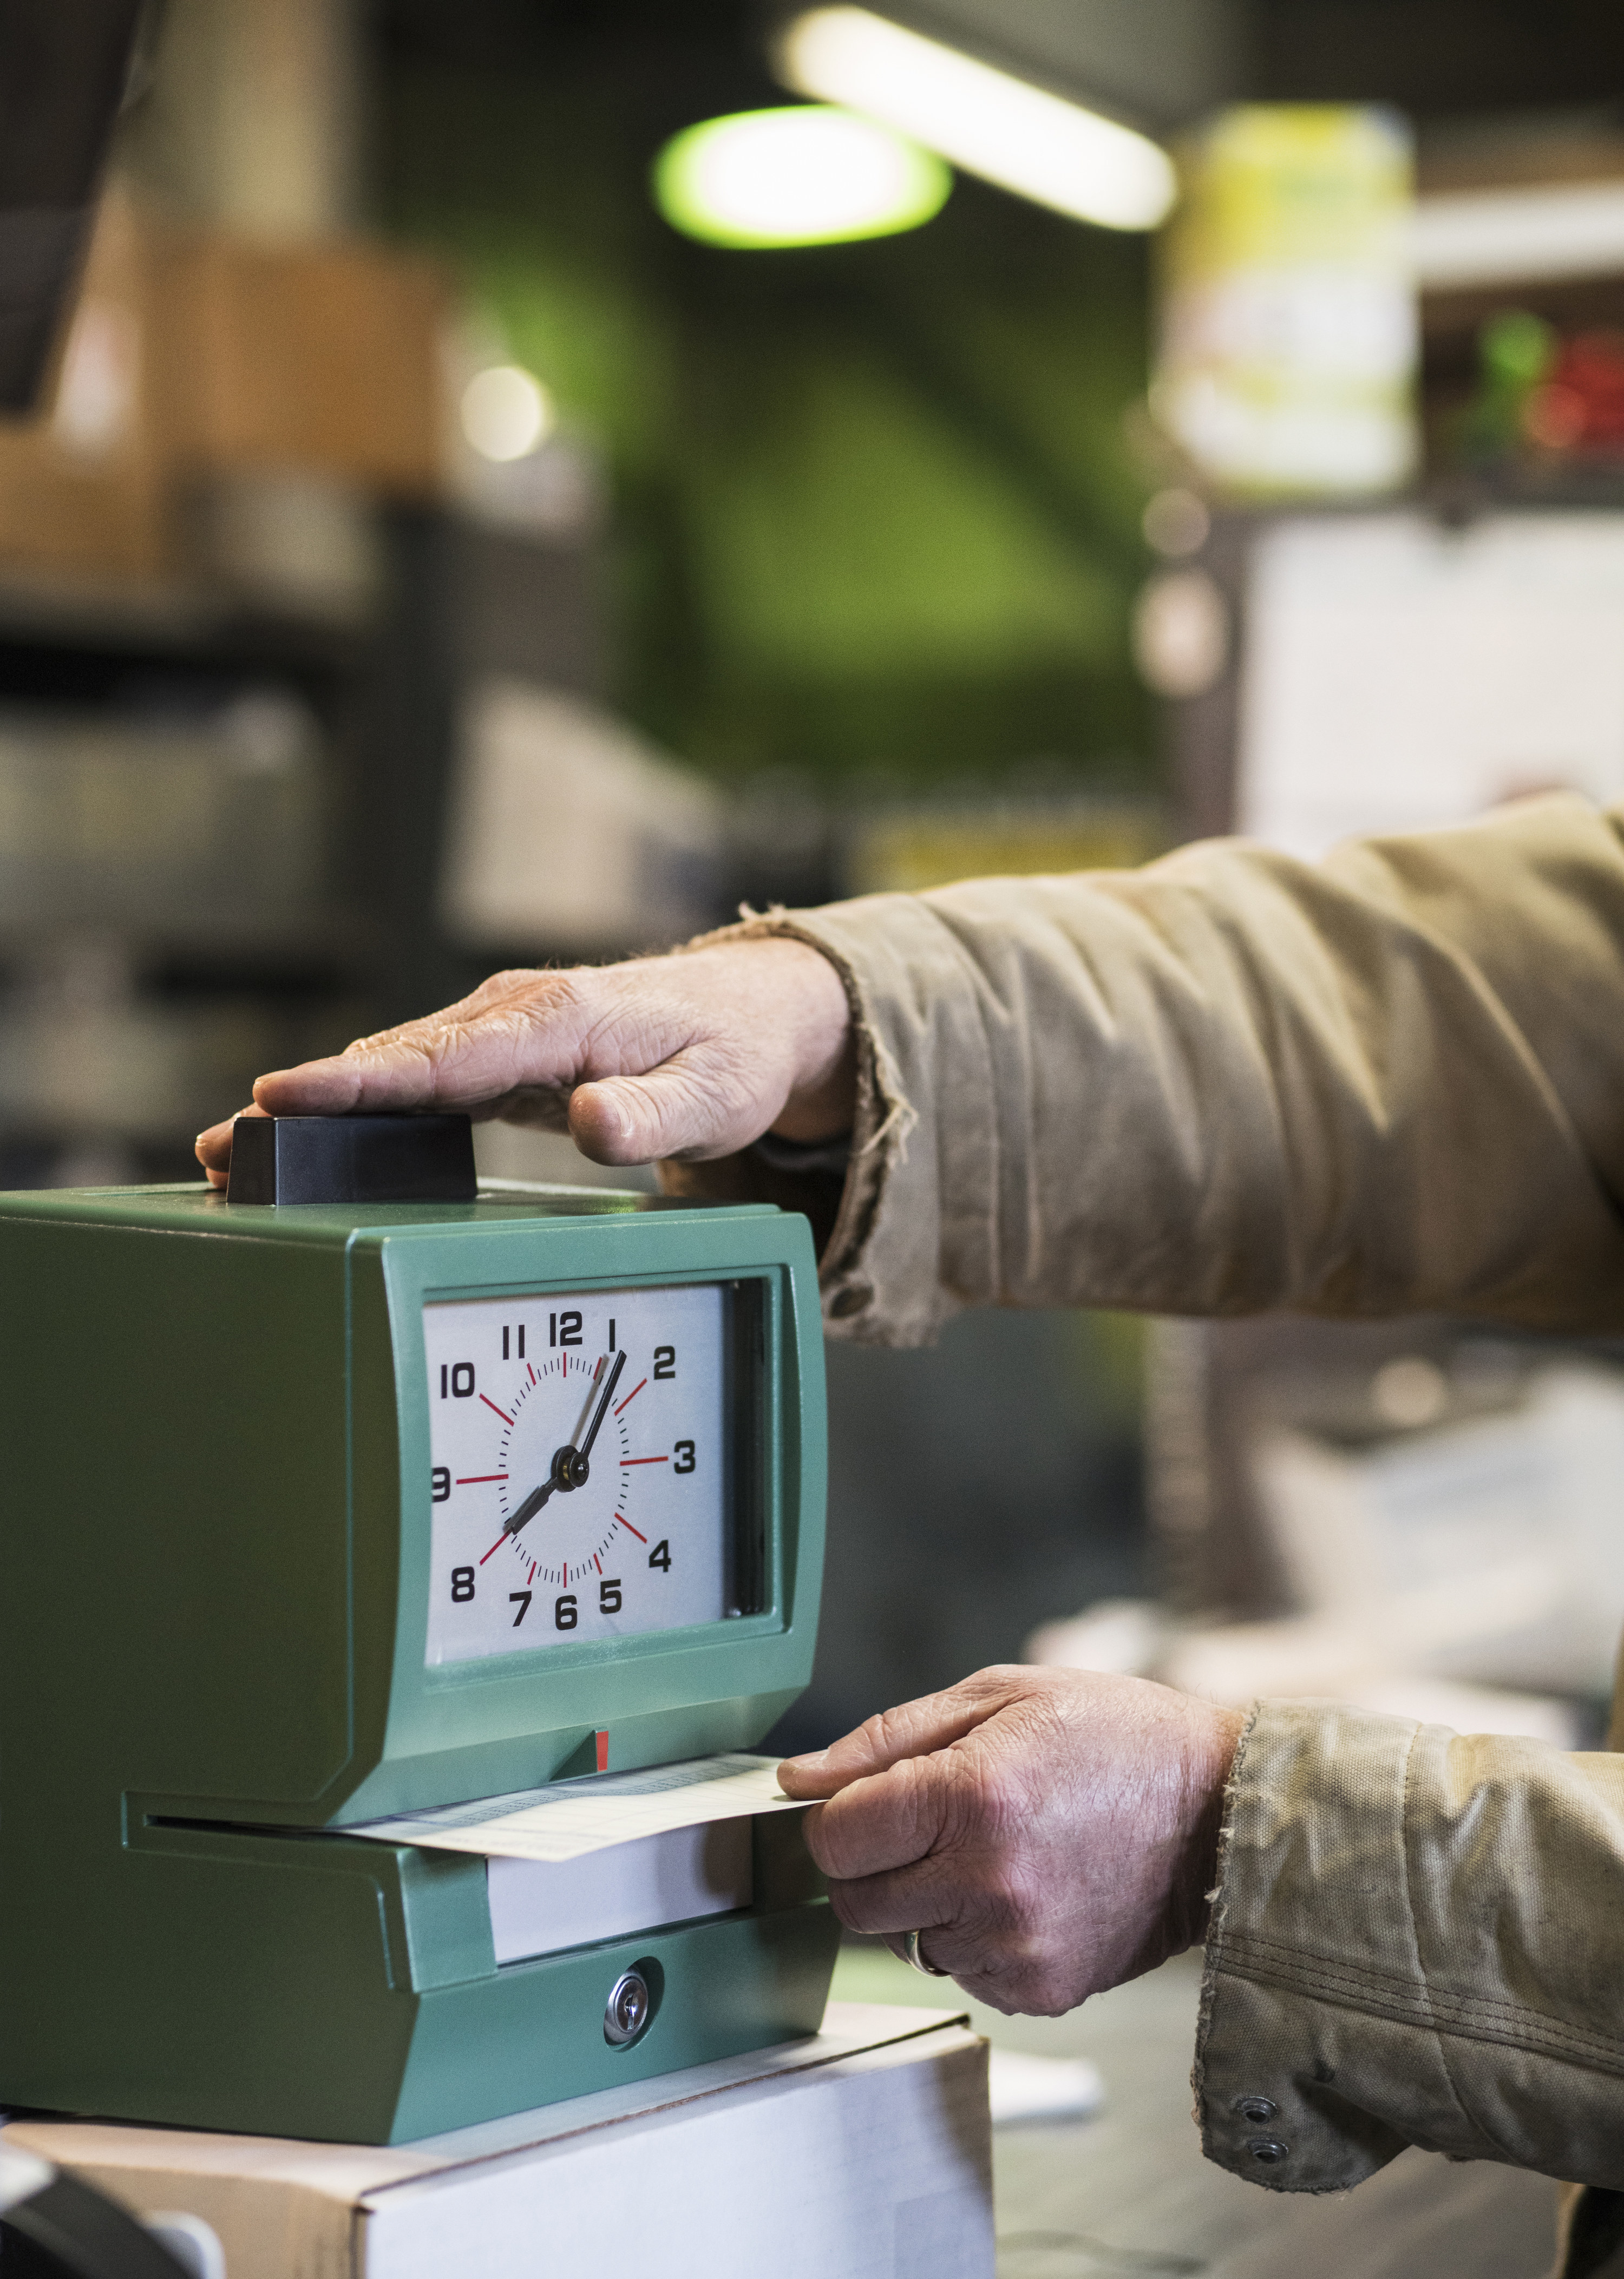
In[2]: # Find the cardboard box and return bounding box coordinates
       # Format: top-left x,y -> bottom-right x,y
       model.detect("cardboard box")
158,234 -> 449,494
3,2003 -> 992,2279
0,188 -> 173,581
0,188 -> 450,588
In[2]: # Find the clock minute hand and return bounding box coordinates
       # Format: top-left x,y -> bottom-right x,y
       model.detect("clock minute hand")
576,1348 -> 628,1466
503,1350 -> 628,1537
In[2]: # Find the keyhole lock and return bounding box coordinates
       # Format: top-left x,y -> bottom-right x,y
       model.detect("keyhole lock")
604,1969 -> 652,2047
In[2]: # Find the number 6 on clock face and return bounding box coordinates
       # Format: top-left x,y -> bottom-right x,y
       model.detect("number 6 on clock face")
423,1281 -> 738,1666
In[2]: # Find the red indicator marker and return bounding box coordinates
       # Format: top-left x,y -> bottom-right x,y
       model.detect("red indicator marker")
596,1730 -> 610,1773
616,1515 -> 648,1543
528,1363 -> 536,1385
480,1394 -> 514,1426
456,1473 -> 508,1485
479,1536 -> 507,1565
613,1377 -> 647,1416
593,1553 -> 602,1573
528,1560 -> 537,1583
621,1456 -> 668,1466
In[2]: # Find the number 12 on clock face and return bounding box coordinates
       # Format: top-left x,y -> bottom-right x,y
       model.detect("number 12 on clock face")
422,1281 -> 731,1667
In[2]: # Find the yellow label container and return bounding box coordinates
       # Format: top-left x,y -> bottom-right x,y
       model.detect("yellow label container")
1154,106 -> 1417,497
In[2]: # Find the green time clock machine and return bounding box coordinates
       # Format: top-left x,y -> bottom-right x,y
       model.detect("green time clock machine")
0,1116 -> 836,2144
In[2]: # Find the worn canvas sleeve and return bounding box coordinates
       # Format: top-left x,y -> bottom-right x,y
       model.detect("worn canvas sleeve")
666,794 -> 1624,1345
1196,1702 -> 1624,2197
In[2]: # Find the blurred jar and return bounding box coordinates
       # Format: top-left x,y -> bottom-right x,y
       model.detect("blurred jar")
1152,106 -> 1418,497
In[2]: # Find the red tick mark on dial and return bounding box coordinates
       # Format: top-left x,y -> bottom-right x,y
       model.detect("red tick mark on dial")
480,1394 -> 514,1426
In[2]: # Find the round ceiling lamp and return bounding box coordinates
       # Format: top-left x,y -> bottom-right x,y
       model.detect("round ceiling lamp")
461,364 -> 554,463
653,106 -> 950,249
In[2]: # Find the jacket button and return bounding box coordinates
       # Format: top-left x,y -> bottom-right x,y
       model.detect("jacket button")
1247,2138 -> 1290,2165
829,1285 -> 871,1319
1235,2095 -> 1278,2122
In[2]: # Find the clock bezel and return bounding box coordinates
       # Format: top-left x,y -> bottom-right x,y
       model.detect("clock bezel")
418,1272 -> 769,1667
341,1204 -> 825,1823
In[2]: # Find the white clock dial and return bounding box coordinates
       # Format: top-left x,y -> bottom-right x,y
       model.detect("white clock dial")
423,1283 -> 728,1666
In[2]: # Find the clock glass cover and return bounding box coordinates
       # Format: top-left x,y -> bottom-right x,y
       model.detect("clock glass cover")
423,1281 -> 756,1666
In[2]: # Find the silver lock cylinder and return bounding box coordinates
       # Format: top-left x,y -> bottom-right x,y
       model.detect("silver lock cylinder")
604,1969 -> 652,2047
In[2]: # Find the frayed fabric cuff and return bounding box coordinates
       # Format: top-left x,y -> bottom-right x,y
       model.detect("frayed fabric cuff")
676,907 -> 919,1340
1193,1700 -> 1424,2195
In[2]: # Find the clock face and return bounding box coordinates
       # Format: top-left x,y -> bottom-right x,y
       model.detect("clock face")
423,1282 -> 733,1666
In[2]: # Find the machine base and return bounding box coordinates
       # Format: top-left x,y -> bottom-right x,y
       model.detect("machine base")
0,1819 -> 840,2144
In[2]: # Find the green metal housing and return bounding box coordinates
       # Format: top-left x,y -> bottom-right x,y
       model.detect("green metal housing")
0,1181 -> 835,2143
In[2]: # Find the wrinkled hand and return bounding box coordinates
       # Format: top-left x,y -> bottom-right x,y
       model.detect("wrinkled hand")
195,938 -> 855,1188
778,1666 -> 1244,2016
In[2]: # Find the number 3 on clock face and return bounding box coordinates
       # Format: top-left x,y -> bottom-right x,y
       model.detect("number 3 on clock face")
422,1282 -> 730,1667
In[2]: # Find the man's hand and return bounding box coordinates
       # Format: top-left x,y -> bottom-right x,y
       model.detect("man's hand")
778,1666 -> 1244,2016
195,938 -> 855,1188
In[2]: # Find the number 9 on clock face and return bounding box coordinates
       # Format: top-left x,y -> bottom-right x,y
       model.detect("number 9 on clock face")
423,1282 -> 750,1666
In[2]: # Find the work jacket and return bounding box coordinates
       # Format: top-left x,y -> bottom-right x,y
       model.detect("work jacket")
667,791 -> 1624,2279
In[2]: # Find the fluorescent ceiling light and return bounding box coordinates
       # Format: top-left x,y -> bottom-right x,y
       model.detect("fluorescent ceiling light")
653,106 -> 950,248
1414,181 -> 1624,290
776,6 -> 1177,232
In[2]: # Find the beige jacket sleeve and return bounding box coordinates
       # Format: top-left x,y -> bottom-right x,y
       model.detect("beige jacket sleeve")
710,791 -> 1624,1344
1198,1703 -> 1624,2199
670,793 -> 1624,2216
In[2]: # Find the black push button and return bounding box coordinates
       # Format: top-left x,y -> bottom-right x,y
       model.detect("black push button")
226,1113 -> 477,1206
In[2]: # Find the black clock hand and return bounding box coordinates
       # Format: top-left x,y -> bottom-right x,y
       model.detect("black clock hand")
502,1350 -> 628,1537
502,1472 -> 560,1539
577,1348 -> 627,1466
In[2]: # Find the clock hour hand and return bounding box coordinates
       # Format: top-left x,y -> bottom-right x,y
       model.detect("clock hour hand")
503,1350 -> 628,1536
502,1471 -> 561,1539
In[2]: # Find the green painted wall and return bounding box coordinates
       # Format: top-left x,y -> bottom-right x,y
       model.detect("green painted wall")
380,55 -> 1158,794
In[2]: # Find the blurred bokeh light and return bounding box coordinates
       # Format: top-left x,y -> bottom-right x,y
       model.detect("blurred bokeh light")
652,106 -> 950,248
